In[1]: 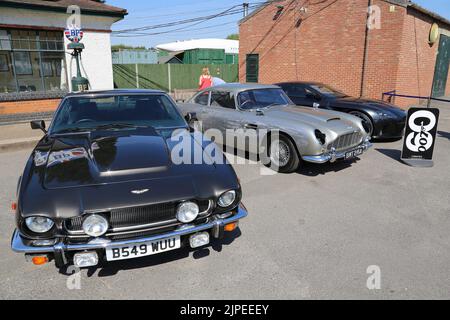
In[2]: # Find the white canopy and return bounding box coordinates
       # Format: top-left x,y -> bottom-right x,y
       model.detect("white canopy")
155,38 -> 239,54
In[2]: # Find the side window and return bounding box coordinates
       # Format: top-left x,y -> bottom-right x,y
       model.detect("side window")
194,91 -> 209,105
210,91 -> 235,109
289,85 -> 307,97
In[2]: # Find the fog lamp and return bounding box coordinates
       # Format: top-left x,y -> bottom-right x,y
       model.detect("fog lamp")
189,232 -> 210,248
33,239 -> 57,246
73,251 -> 99,268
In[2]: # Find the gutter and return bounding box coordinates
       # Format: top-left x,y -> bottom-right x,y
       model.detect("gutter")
0,1 -> 128,19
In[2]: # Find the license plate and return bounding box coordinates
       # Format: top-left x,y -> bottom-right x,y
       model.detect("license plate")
105,236 -> 181,261
345,147 -> 364,160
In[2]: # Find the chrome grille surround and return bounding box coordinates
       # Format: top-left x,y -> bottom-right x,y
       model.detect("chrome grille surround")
64,200 -> 213,238
327,131 -> 363,151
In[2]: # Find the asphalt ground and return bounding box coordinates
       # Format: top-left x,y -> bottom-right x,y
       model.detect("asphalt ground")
0,108 -> 449,300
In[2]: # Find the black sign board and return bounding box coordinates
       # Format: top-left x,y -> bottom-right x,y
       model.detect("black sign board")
401,107 -> 440,166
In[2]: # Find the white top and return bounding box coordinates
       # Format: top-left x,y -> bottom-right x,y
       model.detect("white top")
155,38 -> 239,54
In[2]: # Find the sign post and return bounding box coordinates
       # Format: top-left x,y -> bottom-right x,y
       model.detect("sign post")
65,26 -> 89,92
401,107 -> 440,167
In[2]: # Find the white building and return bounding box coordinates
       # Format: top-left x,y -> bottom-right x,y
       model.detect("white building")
155,38 -> 239,55
0,0 -> 126,95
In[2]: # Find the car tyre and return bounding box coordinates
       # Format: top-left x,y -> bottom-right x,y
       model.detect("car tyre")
262,134 -> 300,173
350,111 -> 374,137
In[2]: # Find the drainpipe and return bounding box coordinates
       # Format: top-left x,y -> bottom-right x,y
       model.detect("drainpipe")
360,0 -> 372,98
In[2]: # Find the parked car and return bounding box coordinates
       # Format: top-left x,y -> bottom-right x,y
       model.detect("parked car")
275,81 -> 407,139
178,84 -> 372,173
11,89 -> 247,268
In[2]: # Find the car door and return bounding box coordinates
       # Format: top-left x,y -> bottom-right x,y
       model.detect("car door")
187,90 -> 216,131
206,90 -> 244,148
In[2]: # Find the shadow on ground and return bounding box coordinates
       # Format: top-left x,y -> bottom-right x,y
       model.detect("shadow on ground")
59,229 -> 242,277
375,148 -> 403,163
437,131 -> 450,141
296,159 -> 358,176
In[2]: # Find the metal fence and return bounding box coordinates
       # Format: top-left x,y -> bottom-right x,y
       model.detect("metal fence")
113,63 -> 239,92
382,90 -> 450,106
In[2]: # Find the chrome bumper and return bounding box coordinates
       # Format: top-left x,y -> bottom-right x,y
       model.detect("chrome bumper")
302,140 -> 372,164
11,204 -> 248,254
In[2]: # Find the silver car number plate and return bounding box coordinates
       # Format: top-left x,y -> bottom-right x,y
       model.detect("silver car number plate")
105,236 -> 181,261
345,147 -> 364,160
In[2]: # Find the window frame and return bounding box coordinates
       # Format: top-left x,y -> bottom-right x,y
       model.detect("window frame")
0,28 -> 67,94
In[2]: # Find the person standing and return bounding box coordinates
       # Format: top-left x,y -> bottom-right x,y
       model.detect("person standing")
198,67 -> 213,90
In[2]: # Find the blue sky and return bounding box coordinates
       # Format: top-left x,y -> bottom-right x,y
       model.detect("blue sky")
108,0 -> 450,48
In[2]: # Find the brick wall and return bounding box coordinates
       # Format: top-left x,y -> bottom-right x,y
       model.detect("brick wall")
239,0 -> 450,107
395,7 -> 439,106
0,99 -> 60,115
239,0 -> 369,97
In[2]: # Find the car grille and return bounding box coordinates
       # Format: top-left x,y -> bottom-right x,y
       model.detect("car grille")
65,200 -> 211,233
327,132 -> 362,151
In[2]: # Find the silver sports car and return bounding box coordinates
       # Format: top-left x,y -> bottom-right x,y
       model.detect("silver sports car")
178,84 -> 372,173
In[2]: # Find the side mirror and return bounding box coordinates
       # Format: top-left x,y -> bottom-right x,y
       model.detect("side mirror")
30,120 -> 47,133
184,112 -> 196,123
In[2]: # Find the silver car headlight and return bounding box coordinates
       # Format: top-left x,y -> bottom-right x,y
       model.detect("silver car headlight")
176,202 -> 199,223
82,214 -> 109,237
25,216 -> 54,233
218,190 -> 236,208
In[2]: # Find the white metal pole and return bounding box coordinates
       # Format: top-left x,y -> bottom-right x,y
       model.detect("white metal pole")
135,64 -> 139,88
168,63 -> 172,92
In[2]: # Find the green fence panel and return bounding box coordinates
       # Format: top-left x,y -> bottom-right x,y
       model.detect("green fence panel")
113,63 -> 238,92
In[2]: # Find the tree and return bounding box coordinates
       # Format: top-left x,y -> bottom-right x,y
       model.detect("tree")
226,34 -> 239,40
111,44 -> 147,52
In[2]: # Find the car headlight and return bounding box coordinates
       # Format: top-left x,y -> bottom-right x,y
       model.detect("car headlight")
82,214 -> 109,237
25,216 -> 54,233
314,130 -> 326,145
218,190 -> 236,208
176,202 -> 199,223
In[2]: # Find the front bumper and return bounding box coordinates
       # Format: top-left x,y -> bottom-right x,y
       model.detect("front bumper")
302,140 -> 372,164
11,204 -> 248,262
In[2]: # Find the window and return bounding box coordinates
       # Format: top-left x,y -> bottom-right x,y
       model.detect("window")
51,94 -> 186,134
0,28 -> 67,94
282,84 -> 307,97
210,91 -> 235,109
194,91 -> 210,105
238,89 -> 290,110
246,54 -> 259,83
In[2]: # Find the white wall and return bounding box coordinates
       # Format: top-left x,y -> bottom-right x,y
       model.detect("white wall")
65,31 -> 114,91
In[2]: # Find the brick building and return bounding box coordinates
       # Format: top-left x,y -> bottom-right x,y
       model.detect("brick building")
239,0 -> 450,107
0,0 -> 126,122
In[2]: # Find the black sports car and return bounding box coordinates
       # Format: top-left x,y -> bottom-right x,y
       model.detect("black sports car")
11,89 -> 247,268
275,82 -> 407,139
